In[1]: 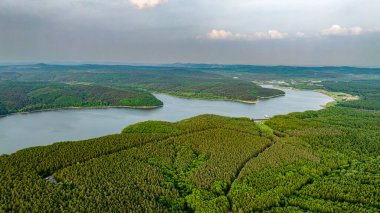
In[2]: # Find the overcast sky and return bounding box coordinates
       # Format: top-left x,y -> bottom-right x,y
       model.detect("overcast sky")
0,0 -> 379,66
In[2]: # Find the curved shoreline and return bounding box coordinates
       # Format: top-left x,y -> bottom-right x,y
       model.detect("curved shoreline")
0,90 -> 286,118
1,89 -> 332,155
263,84 -> 351,108
0,105 -> 163,118
154,92 -> 286,105
239,94 -> 286,104
312,89 -> 360,107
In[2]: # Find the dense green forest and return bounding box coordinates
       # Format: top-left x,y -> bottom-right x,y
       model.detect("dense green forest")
0,81 -> 163,115
0,64 -> 285,102
1,107 -> 379,212
322,80 -> 380,110
1,64 -> 380,212
3,63 -> 380,103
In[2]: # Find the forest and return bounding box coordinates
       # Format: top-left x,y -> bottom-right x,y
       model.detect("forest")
3,63 -> 380,104
322,80 -> 380,110
1,106 -> 379,212
0,64 -> 286,103
1,64 -> 380,212
0,81 -> 163,115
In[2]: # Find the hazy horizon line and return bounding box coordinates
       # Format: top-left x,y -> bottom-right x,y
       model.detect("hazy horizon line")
1,62 -> 380,69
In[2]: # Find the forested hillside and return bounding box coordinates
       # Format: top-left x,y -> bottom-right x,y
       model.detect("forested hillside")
3,63 -> 380,103
322,80 -> 380,110
0,81 -> 162,115
1,107 -> 379,212
0,64 -> 285,102
1,64 -> 380,212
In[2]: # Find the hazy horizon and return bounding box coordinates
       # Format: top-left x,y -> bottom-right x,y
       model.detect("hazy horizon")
1,62 -> 380,69
1,0 -> 379,67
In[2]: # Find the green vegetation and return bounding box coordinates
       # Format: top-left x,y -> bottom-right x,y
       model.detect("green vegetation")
0,81 -> 163,115
161,80 -> 284,103
122,121 -> 182,134
0,64 -> 285,102
229,107 -> 380,212
1,64 -> 380,212
1,106 -> 379,212
314,90 -> 358,107
4,63 -> 380,105
323,80 -> 380,110
0,115 -> 271,212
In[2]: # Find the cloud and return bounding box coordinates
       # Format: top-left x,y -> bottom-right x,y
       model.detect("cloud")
206,26 -> 378,41
252,30 -> 288,40
129,0 -> 166,9
295,32 -> 305,38
207,30 -> 235,40
206,29 -> 288,41
320,25 -> 363,36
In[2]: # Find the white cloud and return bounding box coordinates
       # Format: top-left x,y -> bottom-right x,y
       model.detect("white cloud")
252,30 -> 288,40
267,30 -> 288,39
320,25 -> 363,36
207,30 -> 235,40
206,29 -> 287,41
129,0 -> 166,9
350,27 -> 363,35
295,32 -> 305,38
206,26 -> 376,41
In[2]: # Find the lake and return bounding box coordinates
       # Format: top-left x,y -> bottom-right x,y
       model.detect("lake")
0,86 -> 333,154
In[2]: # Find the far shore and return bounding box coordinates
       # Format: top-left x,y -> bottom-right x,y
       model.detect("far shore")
1,88 -> 288,118
0,105 -> 163,118
267,84 -> 359,108
239,94 -> 286,104
155,91 -> 286,105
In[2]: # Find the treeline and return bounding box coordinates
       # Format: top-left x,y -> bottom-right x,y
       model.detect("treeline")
323,80 -> 380,110
0,115 -> 272,212
229,106 -> 380,212
1,107 -> 380,212
0,81 -> 163,115
1,77 -> 380,212
141,79 -> 284,102
0,64 -> 285,102
3,63 -> 380,81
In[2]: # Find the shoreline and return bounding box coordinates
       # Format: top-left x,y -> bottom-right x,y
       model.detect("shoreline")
0,105 -> 163,118
267,84 -> 359,108
0,90 -> 288,118
1,87 -> 334,155
155,92 -> 285,105
268,84 -> 335,108
239,94 -> 286,104
313,89 -> 360,108
258,94 -> 286,100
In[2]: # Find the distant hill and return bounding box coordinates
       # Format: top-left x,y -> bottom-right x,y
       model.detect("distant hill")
0,81 -> 163,115
0,64 -> 285,103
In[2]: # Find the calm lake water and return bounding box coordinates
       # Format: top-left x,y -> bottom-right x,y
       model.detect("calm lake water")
0,86 -> 333,154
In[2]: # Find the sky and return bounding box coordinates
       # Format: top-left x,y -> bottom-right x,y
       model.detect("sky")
0,0 -> 379,66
